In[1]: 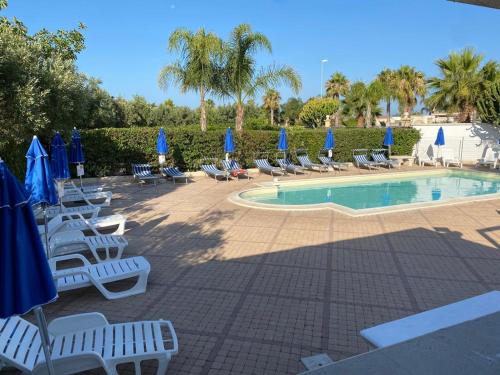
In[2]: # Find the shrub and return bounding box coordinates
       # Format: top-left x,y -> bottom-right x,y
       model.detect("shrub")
80,126 -> 420,176
299,98 -> 340,128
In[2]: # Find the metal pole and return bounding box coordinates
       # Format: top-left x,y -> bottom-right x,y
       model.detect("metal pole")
43,203 -> 50,258
320,59 -> 328,97
34,307 -> 55,375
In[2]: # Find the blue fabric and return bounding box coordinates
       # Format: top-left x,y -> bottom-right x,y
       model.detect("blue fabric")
25,136 -> 58,206
324,128 -> 335,150
434,127 -> 445,146
50,132 -> 70,180
157,127 -> 169,154
69,128 -> 85,164
224,128 -> 235,153
383,127 -> 394,146
0,160 -> 57,318
278,128 -> 288,151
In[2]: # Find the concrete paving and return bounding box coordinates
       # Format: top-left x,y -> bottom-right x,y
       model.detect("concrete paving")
6,165 -> 500,374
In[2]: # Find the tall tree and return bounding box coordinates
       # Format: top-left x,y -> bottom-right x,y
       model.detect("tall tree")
344,81 -> 383,127
158,28 -> 223,131
426,48 -> 500,123
262,89 -> 281,125
219,24 -> 301,132
394,65 -> 426,116
376,68 -> 397,125
325,72 -> 350,126
282,97 -> 304,126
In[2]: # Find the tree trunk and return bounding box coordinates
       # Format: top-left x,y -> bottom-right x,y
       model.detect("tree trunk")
334,110 -> 340,127
386,100 -> 391,126
365,103 -> 372,128
270,108 -> 274,126
357,115 -> 364,128
236,103 -> 244,132
200,86 -> 207,132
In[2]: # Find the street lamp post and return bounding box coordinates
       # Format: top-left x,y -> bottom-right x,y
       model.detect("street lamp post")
320,59 -> 328,97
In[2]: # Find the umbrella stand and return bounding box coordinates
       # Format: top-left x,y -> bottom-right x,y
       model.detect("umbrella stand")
78,163 -> 83,190
34,306 -> 55,374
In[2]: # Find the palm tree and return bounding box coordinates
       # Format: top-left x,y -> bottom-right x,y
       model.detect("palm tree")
325,72 -> 350,126
426,48 -> 499,122
344,81 -> 383,127
158,28 -> 223,131
376,68 -> 397,125
262,89 -> 281,125
394,65 -> 426,117
219,24 -> 301,132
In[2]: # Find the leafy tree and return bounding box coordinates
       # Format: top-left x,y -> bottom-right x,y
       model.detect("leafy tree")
343,81 -> 383,127
282,97 -> 304,126
477,81 -> 500,125
426,48 -> 500,122
394,65 -> 426,116
325,72 -> 350,126
376,68 -> 397,125
219,24 -> 301,131
158,28 -> 223,131
262,89 -> 281,125
299,97 -> 339,128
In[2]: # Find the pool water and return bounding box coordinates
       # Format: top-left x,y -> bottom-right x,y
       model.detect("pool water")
240,171 -> 500,210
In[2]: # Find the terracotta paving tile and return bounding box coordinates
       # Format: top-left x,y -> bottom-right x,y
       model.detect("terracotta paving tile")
284,216 -> 331,231
224,225 -> 279,243
266,244 -> 329,269
463,258 -> 500,284
229,295 -> 323,348
331,248 -> 399,275
387,234 -> 456,256
275,228 -> 331,246
168,333 -> 218,375
331,232 -> 390,251
236,213 -> 287,228
446,239 -> 500,259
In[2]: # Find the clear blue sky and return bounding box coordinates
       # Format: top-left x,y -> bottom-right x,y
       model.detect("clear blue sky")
4,0 -> 500,108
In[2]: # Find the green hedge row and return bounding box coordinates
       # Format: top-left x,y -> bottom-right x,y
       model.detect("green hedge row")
81,127 -> 421,177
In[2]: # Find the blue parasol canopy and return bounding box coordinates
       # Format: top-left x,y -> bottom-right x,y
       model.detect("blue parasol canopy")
383,127 -> 394,146
50,132 -> 70,180
224,127 -> 235,153
324,128 -> 335,150
25,136 -> 58,206
278,127 -> 288,152
69,128 -> 85,164
0,159 -> 57,318
434,127 -> 445,146
157,127 -> 169,154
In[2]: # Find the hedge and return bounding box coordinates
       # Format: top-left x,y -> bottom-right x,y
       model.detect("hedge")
80,127 -> 421,177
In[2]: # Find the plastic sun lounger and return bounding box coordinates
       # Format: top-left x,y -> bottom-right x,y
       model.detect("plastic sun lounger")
418,154 -> 438,167
50,254 -> 150,299
476,148 -> 498,168
221,160 -> 249,179
254,159 -> 284,176
161,166 -> 189,184
132,163 -> 159,186
61,190 -> 112,207
353,154 -> 380,170
297,155 -> 329,173
201,164 -> 230,181
276,158 -> 303,175
34,203 -> 101,221
371,151 -> 400,169
441,149 -> 463,168
42,212 -> 127,236
65,180 -> 104,193
0,313 -> 178,374
318,156 -> 350,171
360,291 -> 500,348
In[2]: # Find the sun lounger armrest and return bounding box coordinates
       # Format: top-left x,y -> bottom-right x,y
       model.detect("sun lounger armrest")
159,320 -> 179,355
50,229 -> 86,243
49,253 -> 91,269
48,313 -> 109,335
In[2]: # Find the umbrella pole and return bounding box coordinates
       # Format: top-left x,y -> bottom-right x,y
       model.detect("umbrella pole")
78,163 -> 83,190
34,307 -> 55,375
43,203 -> 50,258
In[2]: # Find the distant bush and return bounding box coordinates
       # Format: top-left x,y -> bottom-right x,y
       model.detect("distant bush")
81,126 -> 421,176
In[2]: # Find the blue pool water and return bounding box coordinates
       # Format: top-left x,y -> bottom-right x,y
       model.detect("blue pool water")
241,171 -> 500,210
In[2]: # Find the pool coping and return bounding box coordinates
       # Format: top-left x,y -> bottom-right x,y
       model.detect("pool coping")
228,169 -> 500,216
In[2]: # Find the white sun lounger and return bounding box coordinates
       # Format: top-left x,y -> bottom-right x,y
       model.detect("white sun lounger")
50,254 -> 150,299
65,180 -> 104,193
41,212 -> 126,236
360,291 -> 500,348
441,149 -> 462,168
0,313 -> 178,374
254,159 -> 284,176
418,154 -> 438,167
61,190 -> 112,207
476,147 -> 499,168
34,204 -> 101,221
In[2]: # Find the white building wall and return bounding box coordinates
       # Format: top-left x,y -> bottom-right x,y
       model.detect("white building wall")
412,123 -> 500,163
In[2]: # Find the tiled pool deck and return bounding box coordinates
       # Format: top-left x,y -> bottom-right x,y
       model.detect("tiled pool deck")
18,166 -> 500,374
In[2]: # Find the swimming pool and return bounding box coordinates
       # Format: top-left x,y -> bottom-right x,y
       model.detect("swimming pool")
231,170 -> 500,215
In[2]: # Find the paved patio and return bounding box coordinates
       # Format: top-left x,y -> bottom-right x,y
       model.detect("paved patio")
19,167 -> 500,374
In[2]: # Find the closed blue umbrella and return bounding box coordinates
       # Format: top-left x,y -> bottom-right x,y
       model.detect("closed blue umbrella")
434,127 -> 445,146
1,158 -> 57,374
324,128 -> 335,157
157,127 -> 168,165
69,128 -> 85,188
278,128 -> 288,158
383,127 -> 394,156
224,127 -> 235,160
50,132 -> 70,180
25,136 -> 58,207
